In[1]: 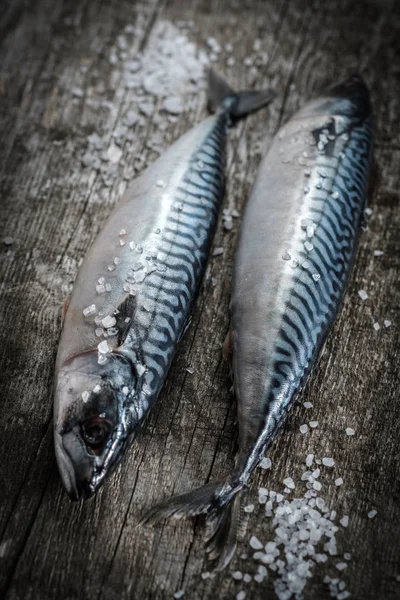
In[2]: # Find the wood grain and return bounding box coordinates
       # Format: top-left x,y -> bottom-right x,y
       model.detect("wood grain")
0,1 -> 399,599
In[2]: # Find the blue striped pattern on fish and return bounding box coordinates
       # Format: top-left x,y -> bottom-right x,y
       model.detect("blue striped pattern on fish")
262,117 -> 373,445
131,113 -> 228,405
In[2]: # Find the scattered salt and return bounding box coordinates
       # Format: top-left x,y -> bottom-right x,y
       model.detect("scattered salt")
232,571 -> 243,580
250,536 -> 263,550
299,424 -> 309,434
345,428 -> 355,436
81,391 -> 90,402
303,401 -> 313,409
213,247 -> 224,257
335,478 -> 343,487
336,562 -> 347,571
373,250 -> 384,256
384,319 -> 391,328
340,516 -> 349,527
83,304 -> 97,317
236,592 -> 246,600
373,322 -> 380,331
358,289 -> 368,301
101,315 -> 117,328
367,510 -> 377,519
283,477 -> 295,490
173,591 -> 184,599
259,457 -> 272,470
322,457 -> 335,467
306,454 -> 314,467
97,340 -> 110,354
309,421 -> 319,429
244,504 -> 255,514
3,236 -> 14,246
93,384 -> 101,393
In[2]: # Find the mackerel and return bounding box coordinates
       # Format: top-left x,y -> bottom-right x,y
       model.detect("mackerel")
54,71 -> 275,500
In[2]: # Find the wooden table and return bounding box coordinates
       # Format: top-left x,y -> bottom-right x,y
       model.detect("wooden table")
1,1 -> 399,598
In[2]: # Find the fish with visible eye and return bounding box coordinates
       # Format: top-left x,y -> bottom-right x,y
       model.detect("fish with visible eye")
140,75 -> 374,570
54,70 -> 275,500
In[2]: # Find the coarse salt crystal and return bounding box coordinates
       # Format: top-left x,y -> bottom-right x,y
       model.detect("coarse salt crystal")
313,480 -> 322,491
236,592 -> 246,600
335,478 -> 344,486
345,428 -> 355,436
368,510 -> 377,519
83,304 -> 96,317
250,536 -> 263,550
244,504 -> 254,513
299,424 -> 309,434
119,229 -> 127,236
373,250 -> 384,256
174,591 -> 184,599
283,477 -> 295,489
213,247 -> 224,257
101,315 -> 117,328
336,562 -> 347,571
309,421 -> 319,428
322,457 -> 335,467
97,340 -> 110,354
373,322 -> 380,331
384,319 -> 391,327
232,571 -> 243,580
306,454 -> 314,467
82,391 -> 90,402
340,516 -> 349,527
358,289 -> 368,301
259,457 -> 272,469
93,384 -> 101,393
344,553 -> 351,560
303,401 -> 313,409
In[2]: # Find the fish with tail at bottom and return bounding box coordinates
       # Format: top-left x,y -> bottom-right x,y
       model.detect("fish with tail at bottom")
141,75 -> 373,570
54,70 -> 275,501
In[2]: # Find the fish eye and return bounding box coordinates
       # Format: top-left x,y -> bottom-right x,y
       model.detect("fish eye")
82,416 -> 112,449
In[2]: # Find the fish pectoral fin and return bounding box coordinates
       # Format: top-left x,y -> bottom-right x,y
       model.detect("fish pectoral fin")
61,297 -> 70,326
222,327 -> 233,361
116,294 -> 138,346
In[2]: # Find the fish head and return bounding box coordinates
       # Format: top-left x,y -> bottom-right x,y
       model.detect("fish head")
54,350 -> 144,500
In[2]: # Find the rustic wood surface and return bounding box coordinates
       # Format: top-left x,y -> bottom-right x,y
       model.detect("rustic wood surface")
0,1 -> 399,599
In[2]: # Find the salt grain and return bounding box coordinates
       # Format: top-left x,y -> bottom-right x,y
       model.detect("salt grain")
373,250 -> 384,256
81,391 -> 90,402
173,591 -> 184,599
236,592 -> 246,600
322,457 -> 335,467
283,477 -> 295,490
83,304 -> 97,317
345,428 -> 355,436
335,478 -> 344,487
244,504 -> 255,514
303,402 -> 313,409
367,510 -> 377,519
232,571 -> 243,580
336,562 -> 347,571
373,322 -> 380,331
384,319 -> 391,328
358,289 -> 368,301
299,424 -> 309,434
259,457 -> 272,470
101,315 -> 117,328
306,454 -> 314,467
340,516 -> 349,527
309,421 -> 319,429
213,247 -> 224,257
250,536 -> 263,550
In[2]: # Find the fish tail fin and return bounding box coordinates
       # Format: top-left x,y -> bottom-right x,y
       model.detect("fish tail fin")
207,68 -> 275,120
139,478 -> 245,571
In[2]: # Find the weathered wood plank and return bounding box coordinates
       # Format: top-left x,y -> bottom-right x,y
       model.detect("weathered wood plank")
0,1 -> 399,599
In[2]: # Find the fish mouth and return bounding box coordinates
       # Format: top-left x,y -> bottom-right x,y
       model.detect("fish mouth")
54,427 -> 128,501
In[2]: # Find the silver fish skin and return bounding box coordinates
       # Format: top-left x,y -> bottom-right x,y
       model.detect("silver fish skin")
54,71 -> 275,501
141,75 -> 373,570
